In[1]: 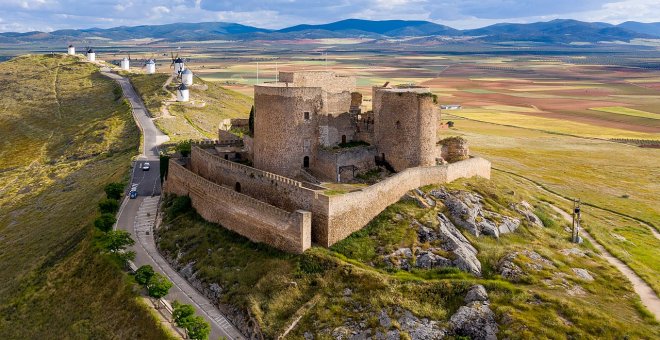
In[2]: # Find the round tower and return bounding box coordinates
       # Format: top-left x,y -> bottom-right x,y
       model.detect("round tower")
182,68 -> 193,86
86,48 -> 96,62
173,57 -> 184,75
67,45 -> 75,55
373,87 -> 437,172
176,83 -> 189,102
120,57 -> 130,71
253,84 -> 322,177
145,59 -> 156,74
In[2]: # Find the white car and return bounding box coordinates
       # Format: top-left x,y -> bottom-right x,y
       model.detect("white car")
142,162 -> 150,171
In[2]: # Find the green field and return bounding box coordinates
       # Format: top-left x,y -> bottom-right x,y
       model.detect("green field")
590,106 -> 659,120
0,55 -> 168,338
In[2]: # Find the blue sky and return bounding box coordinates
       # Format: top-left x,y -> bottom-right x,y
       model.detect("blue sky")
1,0 -> 659,32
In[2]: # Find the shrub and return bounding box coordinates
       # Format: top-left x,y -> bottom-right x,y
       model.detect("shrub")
135,265 -> 155,285
104,182 -> 124,200
98,198 -> 119,214
172,301 -> 196,325
147,273 -> 173,299
175,140 -> 192,157
169,196 -> 191,217
184,316 -> 211,340
94,213 -> 116,232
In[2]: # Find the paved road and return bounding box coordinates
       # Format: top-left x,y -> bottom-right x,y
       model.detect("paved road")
104,69 -> 245,339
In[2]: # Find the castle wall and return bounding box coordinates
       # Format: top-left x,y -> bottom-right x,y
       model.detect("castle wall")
323,157 -> 491,245
318,112 -> 356,147
164,161 -> 312,253
253,86 -> 322,177
312,146 -> 377,182
279,71 -> 356,93
373,89 -> 438,172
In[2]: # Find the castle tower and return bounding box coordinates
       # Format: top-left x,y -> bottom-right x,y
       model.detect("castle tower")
67,45 -> 75,55
252,71 -> 355,178
373,86 -> 438,172
145,59 -> 156,74
176,83 -> 189,102
120,57 -> 130,71
182,68 -> 193,86
86,48 -> 96,62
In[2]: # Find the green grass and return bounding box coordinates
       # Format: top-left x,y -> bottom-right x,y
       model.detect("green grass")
157,171 -> 659,339
127,73 -> 171,116
0,54 -> 168,339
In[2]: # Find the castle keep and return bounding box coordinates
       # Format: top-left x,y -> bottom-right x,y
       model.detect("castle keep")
164,71 -> 491,253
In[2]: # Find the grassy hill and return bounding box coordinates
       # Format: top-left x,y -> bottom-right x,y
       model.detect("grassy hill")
157,172 -> 660,339
127,72 -> 253,142
0,54 -> 169,338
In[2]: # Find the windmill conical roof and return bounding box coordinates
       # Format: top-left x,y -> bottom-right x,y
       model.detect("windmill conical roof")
87,48 -> 94,53
182,69 -> 192,74
174,57 -> 183,63
179,83 -> 188,90
146,59 -> 155,64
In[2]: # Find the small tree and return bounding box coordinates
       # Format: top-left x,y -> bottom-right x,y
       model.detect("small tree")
447,121 -> 455,128
98,198 -> 119,214
175,140 -> 192,157
185,316 -> 211,340
147,273 -> 173,299
104,182 -> 124,200
94,213 -> 116,232
248,105 -> 255,137
101,230 -> 135,253
172,301 -> 196,325
135,265 -> 155,285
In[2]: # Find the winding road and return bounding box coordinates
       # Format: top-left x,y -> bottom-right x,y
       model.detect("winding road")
102,68 -> 245,340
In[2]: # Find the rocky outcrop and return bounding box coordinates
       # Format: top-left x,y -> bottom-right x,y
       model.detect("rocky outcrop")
330,308 -> 446,340
431,189 -> 521,238
511,201 -> 544,227
449,285 -> 498,340
498,250 -> 555,281
437,213 -> 482,276
415,249 -> 452,269
384,248 -> 413,271
398,310 -> 446,339
572,268 -> 594,282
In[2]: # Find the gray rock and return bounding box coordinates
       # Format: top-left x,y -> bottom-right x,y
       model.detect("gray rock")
572,268 -> 594,282
439,189 -> 520,238
497,215 -> 522,234
415,250 -> 452,269
209,283 -> 223,300
449,302 -> 498,340
180,261 -> 196,279
560,248 -> 586,257
343,288 -> 353,297
464,285 -> 489,303
512,201 -> 544,227
304,331 -> 314,340
415,220 -> 438,243
437,213 -> 482,276
498,258 -> 524,282
385,248 -> 413,271
379,309 -> 392,328
398,310 -> 446,339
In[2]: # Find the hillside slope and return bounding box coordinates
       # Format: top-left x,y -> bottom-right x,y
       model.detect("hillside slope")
0,54 -> 169,338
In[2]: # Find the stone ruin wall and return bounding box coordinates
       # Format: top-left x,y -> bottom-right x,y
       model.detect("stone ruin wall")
253,86 -> 322,177
373,89 -> 438,172
164,161 -> 311,253
439,137 -> 470,163
324,157 -> 492,245
312,146 -> 377,182
317,112 -> 357,147
279,71 -> 356,94
190,146 -> 333,244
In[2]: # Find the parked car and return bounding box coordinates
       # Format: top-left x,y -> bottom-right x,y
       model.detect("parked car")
129,184 -> 138,199
142,162 -> 150,171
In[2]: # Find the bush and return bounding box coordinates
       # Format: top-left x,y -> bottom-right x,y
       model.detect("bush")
98,198 -> 119,214
172,301 -> 196,325
147,273 -> 173,299
94,213 -> 116,232
175,140 -> 192,157
184,316 -> 211,340
104,182 -> 124,200
100,230 -> 135,253
169,196 -> 191,217
135,265 -> 155,285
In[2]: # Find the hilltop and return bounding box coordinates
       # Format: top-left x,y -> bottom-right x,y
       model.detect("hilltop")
0,54 -> 169,338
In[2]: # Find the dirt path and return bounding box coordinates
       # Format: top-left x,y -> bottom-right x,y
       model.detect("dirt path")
548,204 -> 660,320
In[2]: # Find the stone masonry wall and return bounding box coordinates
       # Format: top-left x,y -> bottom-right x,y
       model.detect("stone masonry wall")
164,161 -> 312,253
323,157 -> 491,245
312,146 -> 377,182
279,71 -> 356,94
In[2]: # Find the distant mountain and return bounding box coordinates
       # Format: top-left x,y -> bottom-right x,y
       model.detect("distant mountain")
464,19 -> 650,43
0,19 -> 657,45
277,19 -> 460,37
617,21 -> 660,37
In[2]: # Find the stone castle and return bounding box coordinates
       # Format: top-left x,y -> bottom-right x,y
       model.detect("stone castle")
164,71 -> 491,253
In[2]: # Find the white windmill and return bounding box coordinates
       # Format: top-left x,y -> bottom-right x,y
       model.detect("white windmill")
170,53 -> 185,75
86,48 -> 96,62
145,58 -> 156,74
67,44 -> 75,55
120,54 -> 130,71
182,68 -> 193,86
176,83 -> 189,102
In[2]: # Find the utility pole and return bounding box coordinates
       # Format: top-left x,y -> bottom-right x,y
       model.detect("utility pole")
256,62 -> 259,84
276,62 -> 278,82
572,199 -> 582,243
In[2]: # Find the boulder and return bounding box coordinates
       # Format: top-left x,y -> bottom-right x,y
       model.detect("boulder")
572,268 -> 594,282
437,213 -> 482,276
415,220 -> 438,243
398,310 -> 447,340
498,258 -> 524,282
384,248 -> 413,271
415,250 -> 452,269
449,302 -> 498,340
464,285 -> 489,303
511,201 -> 544,227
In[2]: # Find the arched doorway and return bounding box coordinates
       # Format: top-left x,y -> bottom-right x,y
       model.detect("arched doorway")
235,182 -> 241,192
303,156 -> 309,168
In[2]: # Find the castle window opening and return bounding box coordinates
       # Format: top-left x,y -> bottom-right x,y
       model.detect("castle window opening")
341,135 -> 347,144
303,156 -> 310,168
304,111 -> 310,120
224,154 -> 229,160
235,182 -> 241,192
395,120 -> 401,129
